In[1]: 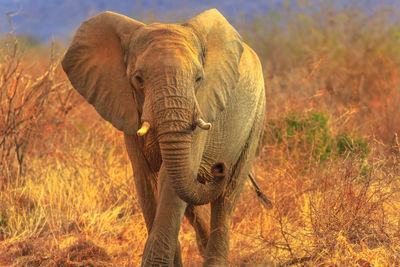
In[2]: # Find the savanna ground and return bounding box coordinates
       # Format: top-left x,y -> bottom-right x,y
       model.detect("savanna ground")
1,2 -> 400,266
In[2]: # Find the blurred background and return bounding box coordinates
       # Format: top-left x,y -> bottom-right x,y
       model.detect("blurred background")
0,0 -> 398,42
1,0 -> 400,266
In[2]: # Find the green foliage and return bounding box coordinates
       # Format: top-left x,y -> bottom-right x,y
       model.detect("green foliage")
335,133 -> 370,159
266,112 -> 369,163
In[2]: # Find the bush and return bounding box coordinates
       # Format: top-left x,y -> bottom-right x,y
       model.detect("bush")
265,111 -> 370,164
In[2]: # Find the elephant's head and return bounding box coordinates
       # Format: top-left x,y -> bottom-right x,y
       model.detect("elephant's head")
62,9 -> 243,205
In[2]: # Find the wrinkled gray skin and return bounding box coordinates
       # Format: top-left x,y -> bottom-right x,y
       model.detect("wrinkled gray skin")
62,9 -> 265,266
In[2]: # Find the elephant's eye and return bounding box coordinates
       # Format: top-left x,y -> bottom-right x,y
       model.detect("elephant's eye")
135,75 -> 144,84
195,76 -> 203,83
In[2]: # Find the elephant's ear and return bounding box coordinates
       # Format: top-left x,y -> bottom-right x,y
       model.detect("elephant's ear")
185,9 -> 243,121
62,11 -> 144,135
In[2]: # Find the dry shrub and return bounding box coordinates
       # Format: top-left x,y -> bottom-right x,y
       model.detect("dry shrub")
240,111 -> 400,265
0,34 -> 73,186
53,238 -> 112,267
0,236 -> 112,266
307,159 -> 397,264
0,237 -> 44,266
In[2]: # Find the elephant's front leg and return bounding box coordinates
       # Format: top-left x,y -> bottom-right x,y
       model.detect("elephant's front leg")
185,205 -> 210,257
142,165 -> 187,267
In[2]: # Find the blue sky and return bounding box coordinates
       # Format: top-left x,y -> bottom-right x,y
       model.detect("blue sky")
0,0 -> 397,42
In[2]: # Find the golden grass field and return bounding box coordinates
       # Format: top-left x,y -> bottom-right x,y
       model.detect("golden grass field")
1,3 -> 400,266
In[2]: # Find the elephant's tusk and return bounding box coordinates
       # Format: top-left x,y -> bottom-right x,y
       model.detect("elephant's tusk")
196,118 -> 212,130
137,121 -> 150,136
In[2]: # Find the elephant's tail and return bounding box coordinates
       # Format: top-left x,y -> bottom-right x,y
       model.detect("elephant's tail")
248,172 -> 273,209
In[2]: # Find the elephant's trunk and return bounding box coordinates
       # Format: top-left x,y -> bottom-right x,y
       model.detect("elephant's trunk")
154,94 -> 226,205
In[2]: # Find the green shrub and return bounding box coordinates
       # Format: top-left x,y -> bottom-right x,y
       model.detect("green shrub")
335,133 -> 370,159
265,111 -> 369,163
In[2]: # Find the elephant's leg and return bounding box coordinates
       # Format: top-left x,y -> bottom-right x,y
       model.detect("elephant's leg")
142,165 -> 187,267
185,205 -> 210,256
124,134 -> 158,232
204,103 -> 266,266
203,161 -> 254,266
174,241 -> 183,267
131,167 -> 158,233
203,193 -> 237,266
125,135 -> 183,266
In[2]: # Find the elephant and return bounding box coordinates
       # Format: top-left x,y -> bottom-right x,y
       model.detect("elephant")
62,8 -> 266,266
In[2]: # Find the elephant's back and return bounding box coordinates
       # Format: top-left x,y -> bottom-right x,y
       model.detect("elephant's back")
237,43 -> 265,96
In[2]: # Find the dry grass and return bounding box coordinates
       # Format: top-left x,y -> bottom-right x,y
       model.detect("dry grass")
1,3 -> 400,266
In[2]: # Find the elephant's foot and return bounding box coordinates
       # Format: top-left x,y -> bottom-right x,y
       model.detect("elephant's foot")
174,241 -> 183,267
203,225 -> 230,267
203,258 -> 228,267
142,235 -> 175,267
